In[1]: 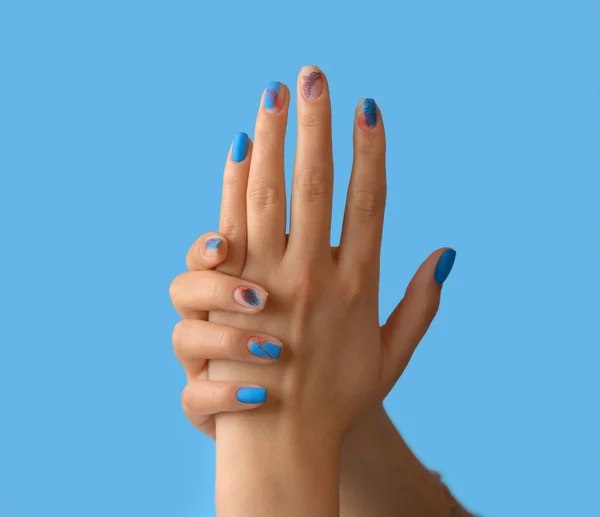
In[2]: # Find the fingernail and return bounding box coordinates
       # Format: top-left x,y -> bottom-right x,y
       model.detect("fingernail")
232,132 -> 249,163
237,387 -> 267,404
358,98 -> 377,129
264,81 -> 283,113
203,237 -> 222,257
234,286 -> 267,309
248,338 -> 282,360
300,66 -> 324,100
434,249 -> 457,285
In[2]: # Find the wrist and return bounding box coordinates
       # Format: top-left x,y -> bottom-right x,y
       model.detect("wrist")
215,410 -> 341,517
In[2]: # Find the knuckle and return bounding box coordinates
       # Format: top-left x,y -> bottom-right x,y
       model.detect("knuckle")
181,387 -> 195,415
342,277 -> 366,304
172,320 -> 190,359
295,165 -> 328,201
168,273 -> 185,302
247,181 -> 281,209
219,215 -> 240,241
356,133 -> 386,156
349,187 -> 385,220
299,110 -> 324,129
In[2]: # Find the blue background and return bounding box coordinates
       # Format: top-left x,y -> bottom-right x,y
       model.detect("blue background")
1,1 -> 598,516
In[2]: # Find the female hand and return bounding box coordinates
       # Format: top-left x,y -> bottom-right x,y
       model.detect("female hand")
171,67 -> 457,443
171,231 -> 283,438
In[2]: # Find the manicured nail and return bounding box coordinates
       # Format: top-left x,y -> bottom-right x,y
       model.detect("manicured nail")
237,387 -> 267,404
233,286 -> 267,309
264,81 -> 283,113
300,67 -> 324,100
248,338 -> 282,360
232,132 -> 249,163
203,237 -> 222,257
358,98 -> 377,129
434,249 -> 457,285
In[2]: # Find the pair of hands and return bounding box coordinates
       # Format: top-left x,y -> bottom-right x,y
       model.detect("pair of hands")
169,66 -> 456,445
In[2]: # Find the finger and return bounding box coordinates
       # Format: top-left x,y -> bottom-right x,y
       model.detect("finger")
186,232 -> 229,272
219,132 -> 252,276
287,66 -> 334,257
339,99 -> 386,275
182,380 -> 267,433
169,270 -> 268,318
173,319 -> 283,377
380,248 -> 457,379
246,82 -> 289,262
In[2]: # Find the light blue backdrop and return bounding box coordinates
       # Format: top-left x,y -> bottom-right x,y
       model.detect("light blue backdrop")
1,1 -> 598,516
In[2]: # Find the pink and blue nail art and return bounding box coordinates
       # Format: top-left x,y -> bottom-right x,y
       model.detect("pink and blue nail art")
203,237 -> 222,256
264,81 -> 282,111
234,286 -> 266,309
358,98 -> 377,129
248,338 -> 282,360
302,71 -> 323,100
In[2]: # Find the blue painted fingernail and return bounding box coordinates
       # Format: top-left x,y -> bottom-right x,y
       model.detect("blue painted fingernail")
264,81 -> 282,112
232,132 -> 249,163
434,249 -> 457,285
236,387 -> 267,404
248,338 -> 282,360
203,237 -> 222,257
358,98 -> 377,129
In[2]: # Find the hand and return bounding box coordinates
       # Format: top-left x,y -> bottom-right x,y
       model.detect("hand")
171,231 -> 283,438
171,67 -> 457,443
169,66 -> 460,517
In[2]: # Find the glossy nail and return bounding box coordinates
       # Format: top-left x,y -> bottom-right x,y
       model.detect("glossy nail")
434,249 -> 457,285
248,338 -> 282,360
232,132 -> 249,163
300,67 -> 324,100
264,81 -> 283,113
358,98 -> 377,129
233,286 -> 267,309
203,237 -> 222,257
237,387 -> 267,404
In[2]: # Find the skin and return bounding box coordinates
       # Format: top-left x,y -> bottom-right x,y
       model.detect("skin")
169,66 -> 472,516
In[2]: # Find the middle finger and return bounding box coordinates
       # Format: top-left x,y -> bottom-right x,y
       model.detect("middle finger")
287,66 -> 334,257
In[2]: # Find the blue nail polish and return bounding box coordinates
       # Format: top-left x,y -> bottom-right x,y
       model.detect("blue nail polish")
249,340 -> 282,359
237,387 -> 267,404
264,81 -> 281,110
205,238 -> 221,249
232,132 -> 249,163
434,249 -> 457,285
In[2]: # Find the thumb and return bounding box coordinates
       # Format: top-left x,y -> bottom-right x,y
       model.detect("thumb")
380,248 -> 457,379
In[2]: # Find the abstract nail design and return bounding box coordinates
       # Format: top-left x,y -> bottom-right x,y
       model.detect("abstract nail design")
236,387 -> 267,404
203,237 -> 222,257
301,69 -> 323,100
232,132 -> 249,163
264,81 -> 283,112
234,286 -> 266,309
248,338 -> 282,359
434,249 -> 457,285
358,98 -> 377,129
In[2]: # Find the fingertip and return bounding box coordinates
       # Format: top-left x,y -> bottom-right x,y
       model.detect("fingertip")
236,387 -> 267,405
434,248 -> 457,286
186,233 -> 229,271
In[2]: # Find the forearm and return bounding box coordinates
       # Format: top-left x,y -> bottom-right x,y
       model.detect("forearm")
339,404 -> 473,517
215,410 -> 341,517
